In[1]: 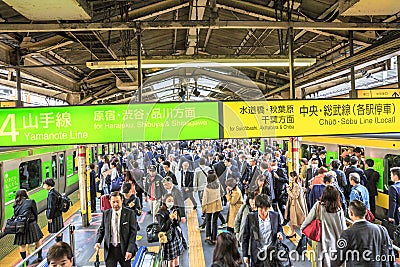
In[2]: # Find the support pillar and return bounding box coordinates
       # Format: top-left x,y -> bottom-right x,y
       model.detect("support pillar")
397,55 -> 400,88
291,137 -> 300,176
288,27 -> 295,100
78,145 -> 89,227
349,31 -> 356,98
137,28 -> 143,102
16,48 -> 22,107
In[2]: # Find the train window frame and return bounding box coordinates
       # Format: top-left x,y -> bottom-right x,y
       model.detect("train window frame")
18,159 -> 42,192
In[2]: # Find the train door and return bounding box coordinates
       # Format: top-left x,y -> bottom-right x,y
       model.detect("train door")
51,152 -> 66,193
0,162 -> 4,227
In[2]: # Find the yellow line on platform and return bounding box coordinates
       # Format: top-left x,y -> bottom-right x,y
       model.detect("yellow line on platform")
187,208 -> 205,267
1,200 -> 81,267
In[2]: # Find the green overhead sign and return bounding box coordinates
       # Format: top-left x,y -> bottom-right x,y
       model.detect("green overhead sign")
0,102 -> 220,146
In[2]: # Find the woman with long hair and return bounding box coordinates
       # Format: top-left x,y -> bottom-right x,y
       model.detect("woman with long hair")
12,189 -> 44,262
284,171 -> 308,238
234,191 -> 257,247
211,232 -> 242,267
156,193 -> 186,267
301,186 -> 347,267
202,173 -> 223,245
225,178 -> 243,233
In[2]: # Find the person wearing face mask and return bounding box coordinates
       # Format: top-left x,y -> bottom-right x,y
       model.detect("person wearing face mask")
156,194 -> 187,267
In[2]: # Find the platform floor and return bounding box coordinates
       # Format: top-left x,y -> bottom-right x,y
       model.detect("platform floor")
0,191 -> 316,267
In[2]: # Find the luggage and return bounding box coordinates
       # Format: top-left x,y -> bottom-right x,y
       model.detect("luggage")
132,246 -> 147,267
100,194 -> 111,211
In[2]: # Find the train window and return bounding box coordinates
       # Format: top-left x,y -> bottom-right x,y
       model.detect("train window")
19,159 -> 42,191
51,155 -> 57,178
301,144 -> 325,160
384,154 -> 400,189
59,154 -> 65,177
72,151 -> 78,173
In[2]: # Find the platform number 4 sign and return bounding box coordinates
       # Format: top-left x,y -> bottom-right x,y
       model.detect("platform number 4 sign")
0,114 -> 19,142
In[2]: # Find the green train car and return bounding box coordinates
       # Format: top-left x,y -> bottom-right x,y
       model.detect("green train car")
0,144 -> 105,228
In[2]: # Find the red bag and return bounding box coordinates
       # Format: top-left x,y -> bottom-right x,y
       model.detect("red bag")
100,194 -> 111,211
302,202 -> 322,242
365,208 -> 375,223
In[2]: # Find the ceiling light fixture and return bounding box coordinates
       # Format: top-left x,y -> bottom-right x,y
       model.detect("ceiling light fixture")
86,58 -> 316,69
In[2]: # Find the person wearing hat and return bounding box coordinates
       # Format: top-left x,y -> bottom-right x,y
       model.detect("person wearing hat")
144,165 -> 164,222
225,178 -> 243,233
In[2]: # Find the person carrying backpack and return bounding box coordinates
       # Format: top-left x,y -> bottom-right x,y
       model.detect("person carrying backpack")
43,178 -> 64,242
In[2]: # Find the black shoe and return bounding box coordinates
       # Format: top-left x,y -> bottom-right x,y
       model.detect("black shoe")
286,233 -> 296,239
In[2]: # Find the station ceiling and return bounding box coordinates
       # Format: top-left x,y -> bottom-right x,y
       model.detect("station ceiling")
0,0 -> 400,104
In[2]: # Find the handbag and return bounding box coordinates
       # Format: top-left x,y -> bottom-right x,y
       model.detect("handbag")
296,234 -> 308,255
4,216 -> 27,234
146,223 -> 161,243
110,176 -> 123,192
267,241 -> 292,267
302,202 -> 322,242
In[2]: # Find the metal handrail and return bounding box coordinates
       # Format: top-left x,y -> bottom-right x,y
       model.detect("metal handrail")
345,218 -> 400,252
15,224 -> 75,267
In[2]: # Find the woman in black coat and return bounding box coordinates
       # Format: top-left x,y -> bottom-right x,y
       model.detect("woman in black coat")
12,189 -> 44,261
43,178 -> 64,242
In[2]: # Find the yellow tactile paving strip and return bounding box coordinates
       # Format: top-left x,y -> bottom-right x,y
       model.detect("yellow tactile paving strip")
187,205 -> 206,267
0,200 -> 81,267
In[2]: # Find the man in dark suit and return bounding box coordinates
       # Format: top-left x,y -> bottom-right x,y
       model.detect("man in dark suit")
162,160 -> 178,185
95,191 -> 137,267
242,194 -> 283,267
219,158 -> 240,192
178,149 -> 194,171
332,200 -> 395,267
246,157 -> 262,190
270,159 -> 289,217
345,156 -> 367,185
212,153 -> 226,178
388,167 -> 400,225
306,157 -> 319,188
181,161 -> 197,210
237,153 -> 250,195
364,159 -> 380,216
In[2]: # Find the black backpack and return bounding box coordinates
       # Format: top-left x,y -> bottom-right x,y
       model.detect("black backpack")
58,193 -> 72,213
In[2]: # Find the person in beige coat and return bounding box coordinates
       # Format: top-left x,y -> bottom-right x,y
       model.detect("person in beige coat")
284,171 -> 308,238
225,178 -> 244,233
202,172 -> 223,245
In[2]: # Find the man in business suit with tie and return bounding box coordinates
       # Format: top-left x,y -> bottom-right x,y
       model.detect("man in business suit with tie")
95,191 -> 138,267
181,161 -> 197,210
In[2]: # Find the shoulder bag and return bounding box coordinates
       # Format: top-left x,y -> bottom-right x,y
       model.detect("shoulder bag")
302,202 -> 322,242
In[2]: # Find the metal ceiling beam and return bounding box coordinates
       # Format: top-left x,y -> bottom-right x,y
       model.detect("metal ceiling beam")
265,33 -> 400,97
1,21 -> 400,32
217,3 -> 370,46
92,31 -> 136,82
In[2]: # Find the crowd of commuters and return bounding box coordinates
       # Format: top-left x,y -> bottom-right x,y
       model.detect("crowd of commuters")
4,140 -> 399,266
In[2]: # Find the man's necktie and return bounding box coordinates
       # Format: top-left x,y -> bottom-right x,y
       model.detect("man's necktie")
112,212 -> 118,246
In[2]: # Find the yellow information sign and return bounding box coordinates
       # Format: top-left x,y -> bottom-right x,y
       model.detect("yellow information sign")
357,89 -> 400,98
223,99 -> 398,138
